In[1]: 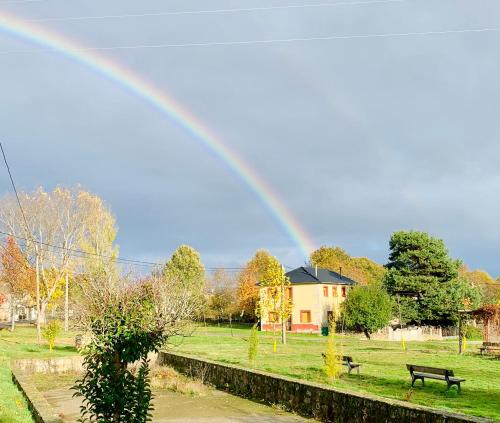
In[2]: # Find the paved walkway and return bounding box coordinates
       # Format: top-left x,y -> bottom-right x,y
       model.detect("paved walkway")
45,386 -> 311,422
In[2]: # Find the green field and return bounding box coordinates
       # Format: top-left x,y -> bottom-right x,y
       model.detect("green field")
170,324 -> 500,421
1,324 -> 499,422
0,326 -> 78,423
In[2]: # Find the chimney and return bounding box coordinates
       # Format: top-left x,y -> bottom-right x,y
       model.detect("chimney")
339,267 -> 342,279
315,265 -> 318,278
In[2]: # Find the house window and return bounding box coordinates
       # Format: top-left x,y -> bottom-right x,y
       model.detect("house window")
286,287 -> 293,300
268,312 -> 278,323
300,310 -> 312,323
332,286 -> 337,297
323,286 -> 328,297
342,286 -> 347,297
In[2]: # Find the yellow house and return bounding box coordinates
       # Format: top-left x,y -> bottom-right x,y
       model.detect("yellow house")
260,266 -> 356,334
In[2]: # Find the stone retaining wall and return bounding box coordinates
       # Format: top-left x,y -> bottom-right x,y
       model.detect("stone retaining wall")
11,365 -> 64,423
13,356 -> 84,374
158,351 -> 492,423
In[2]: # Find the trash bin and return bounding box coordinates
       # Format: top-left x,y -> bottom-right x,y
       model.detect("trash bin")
321,326 -> 329,336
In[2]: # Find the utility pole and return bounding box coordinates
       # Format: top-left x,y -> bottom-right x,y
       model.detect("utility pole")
396,294 -> 405,351
281,265 -> 287,345
458,311 -> 463,355
64,271 -> 69,332
35,247 -> 41,343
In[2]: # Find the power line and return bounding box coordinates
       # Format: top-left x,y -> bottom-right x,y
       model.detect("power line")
0,142 -> 32,241
0,0 -> 43,4
0,229 -> 161,266
23,0 -> 406,23
0,230 -> 250,270
1,27 -> 499,55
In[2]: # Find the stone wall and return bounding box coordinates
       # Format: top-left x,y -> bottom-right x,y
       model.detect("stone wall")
11,365 -> 64,423
158,351 -> 492,423
13,356 -> 84,374
372,326 -> 443,341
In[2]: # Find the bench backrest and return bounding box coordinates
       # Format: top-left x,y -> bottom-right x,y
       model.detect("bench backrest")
321,353 -> 353,363
406,364 -> 454,377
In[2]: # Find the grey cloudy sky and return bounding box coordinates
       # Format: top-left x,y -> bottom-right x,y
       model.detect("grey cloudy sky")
0,0 -> 499,274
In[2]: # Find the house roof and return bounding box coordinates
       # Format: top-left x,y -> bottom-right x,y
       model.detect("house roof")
285,266 -> 356,286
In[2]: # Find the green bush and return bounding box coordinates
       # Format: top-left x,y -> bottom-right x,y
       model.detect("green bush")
463,325 -> 483,340
248,324 -> 259,364
42,320 -> 62,352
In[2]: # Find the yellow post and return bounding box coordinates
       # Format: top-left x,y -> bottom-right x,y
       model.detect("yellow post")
462,336 -> 467,352
401,335 -> 406,351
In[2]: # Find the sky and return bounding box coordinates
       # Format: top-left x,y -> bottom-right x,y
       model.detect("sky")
0,0 -> 499,275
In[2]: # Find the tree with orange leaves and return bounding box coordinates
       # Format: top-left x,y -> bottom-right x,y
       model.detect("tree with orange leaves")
237,250 -> 273,321
310,246 -> 385,285
1,236 -> 35,330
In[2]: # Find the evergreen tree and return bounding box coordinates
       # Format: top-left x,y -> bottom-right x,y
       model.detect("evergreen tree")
384,231 -> 480,326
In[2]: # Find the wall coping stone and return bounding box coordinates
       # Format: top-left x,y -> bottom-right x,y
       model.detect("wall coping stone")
158,351 -> 494,423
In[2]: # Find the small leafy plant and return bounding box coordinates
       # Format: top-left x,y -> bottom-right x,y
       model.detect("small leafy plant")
42,320 -> 62,352
324,318 -> 341,380
248,323 -> 259,364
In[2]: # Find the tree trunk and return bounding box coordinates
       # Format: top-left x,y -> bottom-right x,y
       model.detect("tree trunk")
112,352 -> 124,422
281,319 -> 286,345
10,297 -> 15,331
39,301 -> 47,326
64,272 -> 69,332
363,329 -> 371,339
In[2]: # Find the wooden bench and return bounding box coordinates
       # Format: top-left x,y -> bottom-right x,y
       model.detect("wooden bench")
322,354 -> 361,375
479,343 -> 500,356
406,364 -> 465,392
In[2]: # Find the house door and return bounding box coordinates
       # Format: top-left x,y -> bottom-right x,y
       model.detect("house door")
327,311 -> 334,324
286,316 -> 292,331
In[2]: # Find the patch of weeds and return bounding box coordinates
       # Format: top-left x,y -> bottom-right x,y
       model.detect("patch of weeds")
403,388 -> 414,402
150,366 -> 210,397
270,402 -> 290,413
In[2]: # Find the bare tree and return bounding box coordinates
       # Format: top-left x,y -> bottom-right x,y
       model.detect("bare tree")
206,269 -> 237,325
0,186 -> 118,340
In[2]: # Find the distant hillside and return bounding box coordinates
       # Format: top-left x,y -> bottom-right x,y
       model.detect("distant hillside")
310,246 -> 385,285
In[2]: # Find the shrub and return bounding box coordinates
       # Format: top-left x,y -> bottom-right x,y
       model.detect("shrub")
324,318 -> 341,380
463,324 -> 483,340
248,324 -> 259,363
42,320 -> 61,352
73,274 -> 202,423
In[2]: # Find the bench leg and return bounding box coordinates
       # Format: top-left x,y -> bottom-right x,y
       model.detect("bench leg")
412,376 -> 424,387
447,382 -> 461,393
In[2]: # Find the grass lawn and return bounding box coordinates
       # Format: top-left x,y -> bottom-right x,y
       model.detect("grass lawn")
0,325 -> 79,423
169,324 -> 500,421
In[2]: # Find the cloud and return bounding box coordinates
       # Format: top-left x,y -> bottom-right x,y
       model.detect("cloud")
1,0 -> 500,274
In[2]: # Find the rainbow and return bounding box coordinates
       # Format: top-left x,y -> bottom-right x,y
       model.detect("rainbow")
0,10 -> 316,258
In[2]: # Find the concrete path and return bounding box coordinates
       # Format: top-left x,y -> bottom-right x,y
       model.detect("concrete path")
44,386 -> 311,422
